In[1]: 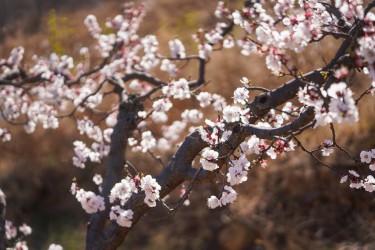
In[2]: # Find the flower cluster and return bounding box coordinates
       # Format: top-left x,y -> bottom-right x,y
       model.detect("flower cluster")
0,128 -> 11,142
240,135 -> 295,162
162,78 -> 191,100
298,82 -> 358,127
107,175 -> 161,226
231,0 -> 337,74
336,0 -> 364,20
214,1 -> 231,19
71,175 -> 155,227
110,206 -> 134,227
222,105 -> 241,123
356,12 -> 375,86
5,221 -> 32,240
360,149 -> 375,171
128,131 -> 157,153
169,39 -> 186,58
340,149 -> 375,192
207,185 -> 238,209
1,200 -> 34,250
233,87 -> 249,105
199,118 -> 228,144
162,121 -> 187,142
160,59 -> 178,77
226,155 -> 250,186
200,147 -> 219,171
109,177 -> 138,205
75,189 -> 105,214
72,140 -> 110,168
196,92 -> 227,111
140,175 -> 162,207
321,139 -> 334,157
181,109 -> 203,124
327,82 -> 358,125
72,118 -> 112,168
151,98 -> 172,123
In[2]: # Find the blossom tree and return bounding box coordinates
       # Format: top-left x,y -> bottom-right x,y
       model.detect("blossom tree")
1,0 -> 375,249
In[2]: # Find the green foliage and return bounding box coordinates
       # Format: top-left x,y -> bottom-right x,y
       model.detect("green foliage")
47,9 -> 76,55
170,11 -> 200,43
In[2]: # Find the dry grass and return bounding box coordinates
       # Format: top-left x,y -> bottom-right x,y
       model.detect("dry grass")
0,0 -> 375,249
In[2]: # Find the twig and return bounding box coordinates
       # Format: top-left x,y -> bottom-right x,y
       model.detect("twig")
147,150 -> 166,168
329,123 -> 359,163
294,137 -> 344,174
170,168 -> 203,214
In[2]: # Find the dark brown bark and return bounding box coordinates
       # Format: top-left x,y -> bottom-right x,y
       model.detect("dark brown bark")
86,100 -> 140,250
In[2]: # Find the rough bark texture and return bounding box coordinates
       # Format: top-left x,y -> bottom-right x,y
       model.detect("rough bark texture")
86,100 -> 140,250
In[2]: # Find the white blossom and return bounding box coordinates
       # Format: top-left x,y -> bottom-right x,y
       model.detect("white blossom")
140,175 -> 161,207
222,105 -> 241,123
220,185 -> 237,205
19,224 -> 32,236
110,206 -> 134,227
109,177 -> 138,205
181,109 -> 203,123
360,150 -> 373,164
233,87 -> 249,105
48,244 -> 64,250
169,39 -> 186,58
200,148 -> 219,171
162,78 -> 191,100
321,139 -> 334,157
364,175 -> 375,192
75,189 -> 105,214
140,131 -> 156,153
196,92 -> 212,107
207,196 -> 221,209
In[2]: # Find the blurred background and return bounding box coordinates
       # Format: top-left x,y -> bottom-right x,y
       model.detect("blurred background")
1,0 -> 375,249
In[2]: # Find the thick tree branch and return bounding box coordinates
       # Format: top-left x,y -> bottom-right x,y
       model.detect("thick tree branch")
86,99 -> 140,250
247,70 -> 324,117
122,72 -> 167,86
187,106 -> 315,182
0,74 -> 42,87
241,106 -> 314,139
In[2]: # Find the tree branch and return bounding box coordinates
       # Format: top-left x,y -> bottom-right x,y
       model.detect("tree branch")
86,99 -> 140,250
241,106 -> 315,139
122,72 -> 167,86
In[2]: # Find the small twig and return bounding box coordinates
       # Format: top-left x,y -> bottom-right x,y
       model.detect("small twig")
246,86 -> 270,92
147,150 -> 166,168
125,161 -> 139,177
57,79 -> 107,118
294,137 -> 344,174
170,167 -> 203,214
355,85 -> 374,104
329,123 -> 359,163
